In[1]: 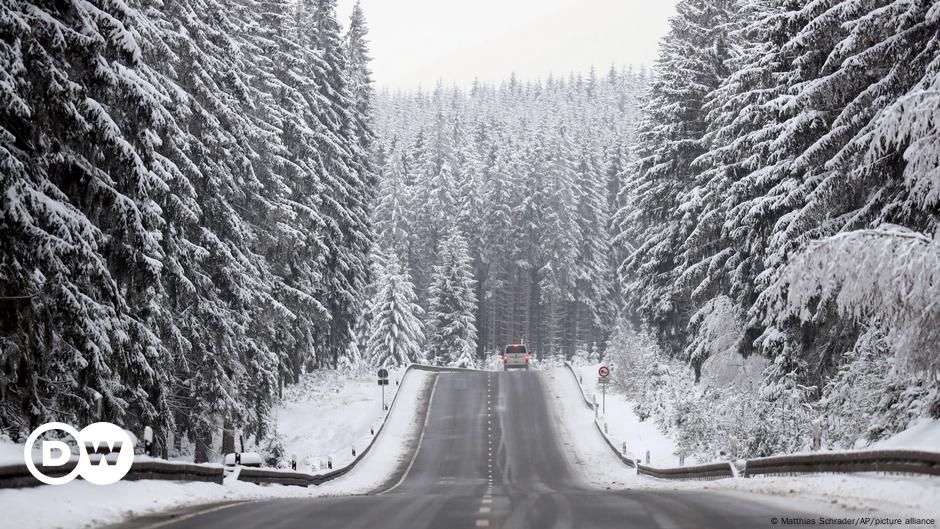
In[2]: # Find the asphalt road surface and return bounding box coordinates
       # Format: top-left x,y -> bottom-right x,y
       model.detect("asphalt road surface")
119,371 -> 824,529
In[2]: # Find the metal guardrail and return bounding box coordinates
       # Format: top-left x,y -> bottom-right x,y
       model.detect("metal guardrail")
561,362 -> 940,481
744,450 -> 940,478
0,459 -> 224,489
637,462 -> 734,480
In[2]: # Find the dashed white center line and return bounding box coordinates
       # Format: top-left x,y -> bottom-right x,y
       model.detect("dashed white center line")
475,520 -> 490,528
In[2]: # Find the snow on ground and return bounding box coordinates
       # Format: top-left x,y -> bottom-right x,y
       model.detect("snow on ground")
276,366 -> 406,472
315,368 -> 434,495
542,367 -> 639,489
0,436 -> 24,466
695,473 -> 940,519
544,366 -> 940,519
0,368 -> 435,529
869,418 -> 940,451
571,363 -> 684,466
0,475 -> 320,529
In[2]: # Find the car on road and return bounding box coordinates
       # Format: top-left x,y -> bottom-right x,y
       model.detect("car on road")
502,344 -> 530,370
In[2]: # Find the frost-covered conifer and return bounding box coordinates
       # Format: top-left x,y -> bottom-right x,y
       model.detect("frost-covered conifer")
426,227 -> 479,366
366,255 -> 425,367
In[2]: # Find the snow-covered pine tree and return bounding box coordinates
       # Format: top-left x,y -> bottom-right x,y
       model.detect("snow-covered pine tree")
426,226 -> 479,367
616,0 -> 739,364
0,0 -> 174,439
366,254 -> 426,367
746,0 -> 940,391
301,0 -> 372,369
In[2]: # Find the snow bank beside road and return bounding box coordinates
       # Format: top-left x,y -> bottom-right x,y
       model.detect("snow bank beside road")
276,366 -> 406,472
572,363 -> 684,466
0,475 -> 320,529
316,368 -> 434,495
543,368 -> 639,489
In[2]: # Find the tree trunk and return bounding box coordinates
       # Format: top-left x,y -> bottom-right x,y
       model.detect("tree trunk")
221,418 -> 235,455
194,430 -> 211,463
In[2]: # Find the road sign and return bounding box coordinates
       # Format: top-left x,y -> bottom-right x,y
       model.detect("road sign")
597,377 -> 610,385
378,368 -> 389,379
598,366 -> 610,378
377,379 -> 389,386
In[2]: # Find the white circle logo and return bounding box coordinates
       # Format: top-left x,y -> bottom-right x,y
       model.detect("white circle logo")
24,421 -> 134,485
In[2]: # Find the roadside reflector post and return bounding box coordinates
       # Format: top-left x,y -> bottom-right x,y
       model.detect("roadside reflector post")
352,446 -> 356,457
622,442 -> 627,455
604,422 -> 608,434
328,456 -> 333,469
143,426 -> 154,457
645,450 -> 650,465
291,456 -> 297,471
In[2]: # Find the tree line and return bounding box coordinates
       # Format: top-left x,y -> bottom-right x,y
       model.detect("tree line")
367,69 -> 649,363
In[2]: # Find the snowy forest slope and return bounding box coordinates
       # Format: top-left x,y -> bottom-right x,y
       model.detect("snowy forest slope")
612,0 -> 940,458
0,0 -> 375,460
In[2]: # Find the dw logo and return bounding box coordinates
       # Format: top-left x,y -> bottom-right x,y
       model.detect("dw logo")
24,422 -> 135,485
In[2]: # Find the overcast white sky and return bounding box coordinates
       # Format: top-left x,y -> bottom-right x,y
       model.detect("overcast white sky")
337,0 -> 679,91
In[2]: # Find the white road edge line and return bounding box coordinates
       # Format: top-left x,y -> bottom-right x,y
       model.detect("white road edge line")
378,373 -> 440,495
136,502 -> 247,529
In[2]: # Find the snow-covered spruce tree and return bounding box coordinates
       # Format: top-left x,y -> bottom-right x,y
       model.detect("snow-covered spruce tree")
572,131 -> 616,352
301,0 -> 372,369
745,0 -> 940,394
537,123 -> 580,355
0,0 -> 174,438
366,254 -> 425,367
425,226 -> 479,367
761,225 -> 940,421
616,0 -> 739,366
152,0 -> 284,460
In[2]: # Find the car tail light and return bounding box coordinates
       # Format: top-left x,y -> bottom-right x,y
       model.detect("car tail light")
524,355 -> 529,362
502,355 -> 508,363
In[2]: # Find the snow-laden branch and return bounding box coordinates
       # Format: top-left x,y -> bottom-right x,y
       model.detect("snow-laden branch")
766,224 -> 940,373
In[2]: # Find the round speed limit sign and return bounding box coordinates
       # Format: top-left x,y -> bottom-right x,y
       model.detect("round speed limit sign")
598,366 -> 610,378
